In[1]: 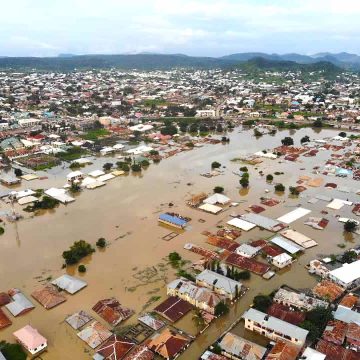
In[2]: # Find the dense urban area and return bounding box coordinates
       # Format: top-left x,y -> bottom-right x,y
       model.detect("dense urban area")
1,62 -> 360,360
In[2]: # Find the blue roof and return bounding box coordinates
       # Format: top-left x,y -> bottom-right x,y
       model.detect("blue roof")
159,213 -> 187,227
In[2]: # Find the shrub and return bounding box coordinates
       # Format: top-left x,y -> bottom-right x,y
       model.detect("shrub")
344,220 -> 358,233
214,301 -> 229,316
266,174 -> 273,182
96,238 -> 106,248
14,168 -> 23,177
239,177 -> 249,188
211,161 -> 221,169
239,166 -> 248,172
78,265 -> 86,273
274,183 -> 285,192
131,163 -> 142,172
141,159 -> 150,167
289,186 -> 300,196
338,131 -> 347,138
0,341 -> 27,360
103,162 -> 113,171
253,295 -> 272,312
281,136 -> 294,146
214,186 -> 224,194
0,227 -> 4,235
237,270 -> 250,280
62,240 -> 95,265
300,135 -> 310,144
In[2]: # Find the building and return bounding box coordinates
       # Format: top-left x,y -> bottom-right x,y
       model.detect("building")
308,260 -> 330,277
13,325 -> 47,356
273,288 -> 328,311
196,110 -> 216,118
158,213 -> 188,229
242,308 -> 309,346
66,170 -> 84,183
328,260 -> 360,288
18,118 -> 42,127
195,270 -> 244,300
272,253 -> 293,269
265,340 -> 301,360
167,279 -> 225,314
219,332 -> 266,360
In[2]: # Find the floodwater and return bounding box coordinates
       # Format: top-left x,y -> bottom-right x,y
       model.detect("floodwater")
0,127 -> 359,359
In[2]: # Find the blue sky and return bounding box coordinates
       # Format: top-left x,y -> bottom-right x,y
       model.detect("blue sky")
1,0 -> 359,57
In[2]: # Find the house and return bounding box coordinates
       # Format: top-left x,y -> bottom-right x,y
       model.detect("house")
31,284 -> 67,309
235,244 -> 260,258
153,296 -> 193,322
203,194 -> 231,205
312,281 -> 345,301
147,328 -> 190,360
66,170 -> 84,182
77,321 -> 112,349
6,288 -> 35,317
242,308 -> 309,346
196,110 -> 216,118
272,253 -> 293,269
66,310 -> 93,330
51,275 -> 87,294
92,298 -> 134,326
93,335 -> 135,360
158,213 -> 188,229
195,270 -> 245,300
333,305 -> 360,325
265,340 -> 301,360
301,347 -> 326,360
328,260 -> 360,288
346,322 -> 360,352
13,325 -> 47,356
273,288 -> 328,311
167,278 -> 225,314
308,260 -> 330,277
201,351 -> 227,360
219,332 -> 266,360
123,345 -> 154,360
138,314 -> 165,331
0,309 -> 11,329
322,320 -> 348,345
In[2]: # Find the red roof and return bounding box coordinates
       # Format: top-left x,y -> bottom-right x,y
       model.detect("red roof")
322,320 -> 348,345
0,292 -> 11,306
153,296 -> 192,322
225,253 -> 270,275
267,303 -> 306,326
95,335 -> 135,360
0,308 -> 11,329
92,298 -> 134,326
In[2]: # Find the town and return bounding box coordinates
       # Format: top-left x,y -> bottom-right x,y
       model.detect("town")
0,65 -> 360,360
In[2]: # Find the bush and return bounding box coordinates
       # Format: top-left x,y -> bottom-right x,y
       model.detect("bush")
344,220 -> 358,233
289,186 -> 300,196
62,240 -> 95,265
177,269 -> 196,282
78,264 -> 86,273
266,174 -> 273,182
0,341 -> 27,360
14,168 -> 23,177
300,135 -> 310,144
274,183 -> 285,192
103,162 -> 113,171
149,150 -> 159,156
214,186 -> 224,194
69,162 -> 81,169
211,161 -> 221,169
141,159 -> 150,167
239,177 -> 249,188
239,166 -> 248,172
338,132 -> 347,138
96,238 -> 106,248
281,136 -> 294,146
0,227 -> 4,235
237,270 -> 250,280
214,301 -> 229,316
253,295 -> 272,312
131,163 -> 142,172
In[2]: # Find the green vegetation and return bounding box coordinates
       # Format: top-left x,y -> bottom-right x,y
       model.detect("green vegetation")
116,161 -> 130,172
240,166 -> 248,172
239,172 -> 250,188
236,270 -> 251,280
212,343 -> 222,355
253,294 -> 272,312
78,264 -> 87,273
69,162 -> 82,169
281,136 -> 294,146
14,168 -> 23,177
300,306 -> 333,343
82,128 -> 110,140
160,124 -> 178,136
70,182 -> 81,193
213,186 -> 224,194
168,252 -> 182,267
141,159 -> 150,167
131,163 -> 142,172
339,132 -> 347,138
289,186 -> 300,196
211,161 -> 221,169
313,119 -> 323,128
192,309 -> 206,329
0,227 -> 4,235
0,341 -> 27,360
266,174 -> 273,182
274,183 -> 285,192
56,147 -> 89,162
24,195 -> 60,212
177,269 -> 196,282
214,301 -> 229,317
341,250 -> 357,263
344,220 -> 358,233
103,162 -> 113,171
254,128 -> 263,137
300,135 -> 310,144
62,240 -> 95,265
96,238 -> 106,248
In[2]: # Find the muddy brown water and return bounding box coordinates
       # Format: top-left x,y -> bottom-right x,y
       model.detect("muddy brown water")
0,128 -> 359,359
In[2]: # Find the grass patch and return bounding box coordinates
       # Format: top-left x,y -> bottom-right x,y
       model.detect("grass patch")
81,128 -> 110,140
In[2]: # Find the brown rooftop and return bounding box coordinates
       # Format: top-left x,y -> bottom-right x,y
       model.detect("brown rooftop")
313,280 -> 345,302
267,303 -> 306,326
0,292 -> 11,306
265,340 -> 301,360
0,308 -> 11,329
92,298 -> 134,326
153,296 -> 192,323
95,335 -> 135,360
322,320 -> 348,346
123,345 -> 154,360
31,284 -> 67,309
225,253 -> 270,275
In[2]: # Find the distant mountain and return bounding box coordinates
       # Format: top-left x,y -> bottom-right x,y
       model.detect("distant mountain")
0,52 -> 350,73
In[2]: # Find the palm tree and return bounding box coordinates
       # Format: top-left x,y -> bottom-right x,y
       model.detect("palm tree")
192,309 -> 205,330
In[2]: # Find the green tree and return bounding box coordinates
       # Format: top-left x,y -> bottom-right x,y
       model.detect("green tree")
281,136 -> 294,146
78,264 -> 86,273
103,162 -> 113,171
344,220 -> 358,233
253,295 -> 272,312
96,238 -> 106,248
211,161 -> 221,169
131,163 -> 142,172
192,309 -> 205,329
266,174 -> 273,182
289,186 -> 300,196
0,341 -> 27,360
300,135 -> 310,144
214,301 -> 229,316
239,177 -> 249,188
14,168 -> 23,177
274,183 -> 285,192
214,186 -> 224,194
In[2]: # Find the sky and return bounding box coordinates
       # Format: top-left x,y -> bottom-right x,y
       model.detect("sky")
1,0 -> 359,57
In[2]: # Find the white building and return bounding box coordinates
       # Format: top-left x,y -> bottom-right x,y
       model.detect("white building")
66,171 -> 84,182
18,118 -> 42,127
13,325 -> 47,356
272,253 -> 293,269
242,308 -> 309,346
328,260 -> 360,288
196,110 -> 216,118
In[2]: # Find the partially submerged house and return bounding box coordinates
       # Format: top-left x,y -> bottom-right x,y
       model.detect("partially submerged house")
13,325 -> 47,356
31,284 -> 67,309
93,335 -> 135,360
242,308 -> 309,346
153,296 -> 193,323
66,310 -> 93,330
51,274 -> 87,294
6,288 -> 35,317
77,321 -> 112,349
92,298 -> 134,326
328,260 -> 360,288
